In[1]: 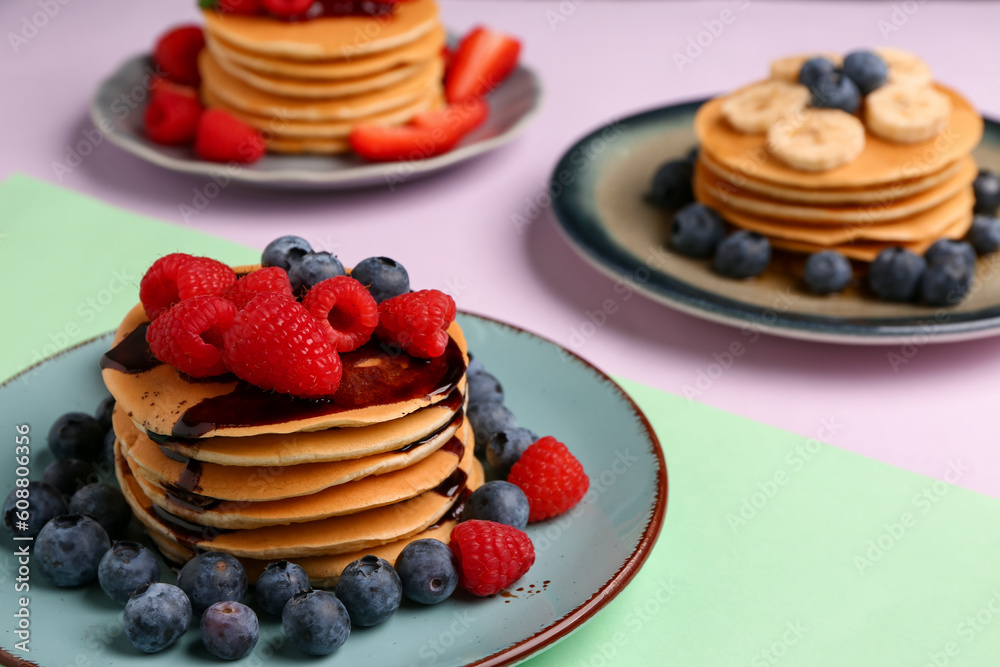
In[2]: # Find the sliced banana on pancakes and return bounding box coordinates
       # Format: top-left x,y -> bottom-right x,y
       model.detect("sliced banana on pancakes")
866,83 -> 952,144
769,52 -> 842,83
876,46 -> 934,87
721,80 -> 811,134
766,108 -> 865,172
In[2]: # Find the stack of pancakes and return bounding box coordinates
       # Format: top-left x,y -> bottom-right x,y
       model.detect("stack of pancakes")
693,84 -> 985,262
198,0 -> 445,154
103,302 -> 482,586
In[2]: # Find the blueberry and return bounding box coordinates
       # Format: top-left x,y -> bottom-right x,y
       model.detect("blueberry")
810,71 -> 861,113
104,429 -> 117,468
94,396 -> 115,432
969,214 -> 1000,255
99,540 -> 161,605
336,555 -> 402,627
351,256 -> 410,304
36,514 -> 109,586
261,235 -> 313,271
842,50 -> 888,95
648,159 -> 694,210
460,481 -> 530,530
42,458 -> 96,500
201,601 -> 259,660
3,481 -> 67,539
685,144 -> 699,165
177,551 -> 247,615
283,590 -> 350,656
48,412 -> 104,461
973,169 -> 1000,214
798,57 -> 838,89
69,483 -> 130,537
924,239 -> 976,269
467,355 -> 486,377
869,247 -> 926,302
124,582 -> 192,653
486,427 -> 538,480
394,539 -> 459,605
921,256 -> 974,307
287,252 -> 346,296
714,230 -> 771,278
467,370 -> 503,407
255,560 -> 311,617
670,203 -> 727,258
803,251 -> 852,295
467,402 -> 516,458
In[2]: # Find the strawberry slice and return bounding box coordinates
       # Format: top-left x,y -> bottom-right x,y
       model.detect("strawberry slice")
445,27 -> 521,103
350,98 -> 488,163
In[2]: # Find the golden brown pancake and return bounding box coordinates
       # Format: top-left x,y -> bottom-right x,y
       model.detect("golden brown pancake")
265,136 -> 352,154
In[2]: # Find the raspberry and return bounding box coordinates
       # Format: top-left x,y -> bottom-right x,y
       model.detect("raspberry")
222,293 -> 343,398
301,276 -> 378,353
145,89 -> 202,146
449,520 -> 534,597
140,253 -> 237,321
507,437 -> 589,522
376,290 -> 456,359
262,0 -> 314,17
153,25 -> 205,87
146,296 -> 237,377
195,109 -> 266,164
222,267 -> 293,310
217,0 -> 262,14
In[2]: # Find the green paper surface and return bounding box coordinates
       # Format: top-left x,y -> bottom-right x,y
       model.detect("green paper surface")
2,175 -> 999,665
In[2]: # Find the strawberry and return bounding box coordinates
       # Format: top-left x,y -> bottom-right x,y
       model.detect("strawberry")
349,97 -> 487,163
153,25 -> 205,87
195,109 -> 266,164
445,27 -> 520,103
145,89 -> 202,146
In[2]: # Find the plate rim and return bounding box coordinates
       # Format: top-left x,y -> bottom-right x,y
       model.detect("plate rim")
0,310 -> 668,667
91,53 -> 544,187
549,99 -> 1000,345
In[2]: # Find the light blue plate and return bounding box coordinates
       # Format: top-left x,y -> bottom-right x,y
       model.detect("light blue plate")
92,55 -> 542,190
0,313 -> 665,666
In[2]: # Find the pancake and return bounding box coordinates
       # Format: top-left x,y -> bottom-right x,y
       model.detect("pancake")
101,303 -> 469,439
265,136 -> 351,154
205,24 -> 446,81
201,0 -> 440,60
696,157 -> 976,224
695,82 -> 983,188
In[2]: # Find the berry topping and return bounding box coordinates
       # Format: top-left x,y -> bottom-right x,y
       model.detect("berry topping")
255,560 -> 312,617
842,50 -> 888,95
282,590 -> 351,657
649,159 -> 695,210
287,251 -> 346,296
335,555 -> 402,627
177,551 -> 248,615
507,436 -> 589,522
970,214 -> 1000,255
973,169 -> 1000,214
803,250 -> 852,295
445,27 -> 521,103
350,97 -> 488,162
869,247 -> 926,302
144,88 -> 202,146
146,295 -> 237,377
201,601 -> 259,661
36,514 -> 110,587
3,482 -> 66,539
222,293 -> 343,397
98,541 -> 161,606
194,108 -> 266,164
466,369 -> 503,406
350,256 -> 410,304
124,583 -> 192,653
221,266 -> 294,310
42,458 -> 96,499
809,71 -> 862,114
217,0 -> 263,14
47,412 -> 105,461
69,482 -> 131,538
139,253 -> 237,321
262,0 -> 315,17
467,401 -> 516,458
449,520 -> 535,597
394,539 -> 459,605
670,202 -> 726,258
714,230 -> 772,279
798,57 -> 838,89
153,25 -> 205,87
486,426 -> 538,479
921,256 -> 974,307
924,239 -> 976,269
460,480 -> 530,530
94,395 -> 116,432
376,289 -> 457,359
302,276 -> 378,353
262,235 -> 313,271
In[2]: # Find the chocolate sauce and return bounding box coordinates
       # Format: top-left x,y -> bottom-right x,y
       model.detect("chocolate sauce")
99,323 -> 162,374
177,460 -> 204,493
150,504 -> 230,549
172,338 -> 466,438
158,445 -> 189,463
427,487 -> 471,530
162,483 -> 221,513
268,0 -> 395,21
396,410 -> 464,454
439,436 -> 465,458
432,468 -> 468,498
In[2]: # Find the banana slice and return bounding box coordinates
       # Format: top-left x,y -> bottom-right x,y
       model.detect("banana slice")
766,109 -> 865,172
721,80 -> 811,134
875,47 -> 933,86
769,52 -> 843,82
865,83 -> 951,143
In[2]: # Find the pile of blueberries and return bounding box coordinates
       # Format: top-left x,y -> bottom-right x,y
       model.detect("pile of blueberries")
799,50 -> 891,115
650,149 -> 1000,306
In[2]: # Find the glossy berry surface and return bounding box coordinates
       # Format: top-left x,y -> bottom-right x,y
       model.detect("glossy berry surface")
648,159 -> 695,210
810,71 -> 861,113
969,214 -> 1000,255
99,540 -> 162,605
670,203 -> 727,259
287,252 -> 346,296
467,369 -> 503,406
924,240 -> 976,269
48,412 -> 105,461
467,401 -> 516,458
449,520 -> 535,597
869,248 -> 927,302
283,590 -> 351,656
376,290 -> 457,359
69,483 -> 131,538
177,551 -> 247,615
255,560 -> 312,617
508,437 -> 590,522
973,169 -> 1000,214
42,458 -> 96,499
123,582 -> 192,653
460,480 -> 530,530
486,427 -> 538,480
36,514 -> 110,586
395,539 -> 459,605
714,231 -> 772,279
3,481 -> 66,539
921,257 -> 974,307
803,250 -> 852,295
842,50 -> 888,95
351,256 -> 411,304
336,555 -> 402,627
261,235 -> 312,271
201,601 -> 259,660
798,57 -> 837,89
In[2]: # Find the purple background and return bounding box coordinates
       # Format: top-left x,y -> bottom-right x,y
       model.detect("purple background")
2,0 -> 999,499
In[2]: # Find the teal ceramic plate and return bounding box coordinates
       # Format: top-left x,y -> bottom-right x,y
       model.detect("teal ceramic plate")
92,55 -> 542,190
0,313 -> 665,667
551,101 -> 1000,345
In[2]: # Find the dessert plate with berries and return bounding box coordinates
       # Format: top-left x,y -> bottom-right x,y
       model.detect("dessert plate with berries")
91,5 -> 541,189
551,48 -> 1000,344
0,238 -> 665,666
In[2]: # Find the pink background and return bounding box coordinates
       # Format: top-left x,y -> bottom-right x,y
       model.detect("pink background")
3,1 -> 999,499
